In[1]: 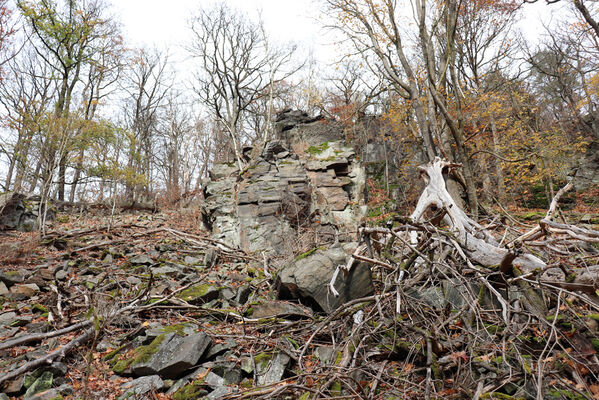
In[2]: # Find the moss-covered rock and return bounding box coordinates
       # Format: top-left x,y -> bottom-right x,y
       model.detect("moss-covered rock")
176,284 -> 220,304
113,334 -> 166,375
307,141 -> 329,156
172,379 -> 208,400
160,323 -> 195,337
24,371 -> 53,398
545,389 -> 589,400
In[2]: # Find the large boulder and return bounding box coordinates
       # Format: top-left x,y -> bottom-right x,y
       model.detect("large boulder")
276,245 -> 374,313
129,331 -> 212,378
0,192 -> 54,232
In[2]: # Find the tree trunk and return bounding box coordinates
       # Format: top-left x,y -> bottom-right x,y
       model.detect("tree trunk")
410,157 -> 545,270
13,132 -> 33,192
4,153 -> 15,191
490,117 -> 506,203
57,155 -> 67,201
69,148 -> 85,203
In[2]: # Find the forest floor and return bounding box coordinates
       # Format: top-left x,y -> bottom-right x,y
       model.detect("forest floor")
0,199 -> 599,400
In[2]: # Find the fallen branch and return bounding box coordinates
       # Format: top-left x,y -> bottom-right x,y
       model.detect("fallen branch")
0,320 -> 92,351
0,327 -> 95,386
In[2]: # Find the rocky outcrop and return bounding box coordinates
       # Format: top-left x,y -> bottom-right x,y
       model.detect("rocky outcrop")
0,192 -> 54,232
274,109 -> 324,134
574,140 -> 599,191
201,111 -> 367,253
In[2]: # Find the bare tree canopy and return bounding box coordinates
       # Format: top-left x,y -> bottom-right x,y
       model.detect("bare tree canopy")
188,3 -> 297,170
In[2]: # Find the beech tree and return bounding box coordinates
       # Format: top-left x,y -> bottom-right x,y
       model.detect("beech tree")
0,48 -> 55,192
121,48 -> 171,200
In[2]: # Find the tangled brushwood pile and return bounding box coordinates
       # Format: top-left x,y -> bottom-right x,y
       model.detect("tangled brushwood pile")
316,157 -> 599,399
0,158 -> 598,400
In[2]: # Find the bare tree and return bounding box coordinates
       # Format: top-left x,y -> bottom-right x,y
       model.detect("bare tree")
188,3 -> 297,170
0,0 -> 17,74
0,48 -> 55,193
121,48 -> 171,201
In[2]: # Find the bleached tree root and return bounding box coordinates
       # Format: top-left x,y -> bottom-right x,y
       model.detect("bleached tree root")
409,157 -> 546,271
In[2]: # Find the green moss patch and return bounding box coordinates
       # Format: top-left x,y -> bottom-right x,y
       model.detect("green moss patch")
161,323 -> 192,336
253,352 -> 273,370
518,211 -> 545,221
307,142 -> 329,156
173,379 -> 207,400
546,389 -> 588,400
176,284 -> 219,304
112,334 -> 166,374
480,394 -> 525,400
32,303 -> 49,316
588,314 -> 599,322
295,247 -> 325,261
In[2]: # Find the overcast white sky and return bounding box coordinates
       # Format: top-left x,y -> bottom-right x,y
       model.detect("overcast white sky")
114,0 -> 325,59
113,0 -> 570,73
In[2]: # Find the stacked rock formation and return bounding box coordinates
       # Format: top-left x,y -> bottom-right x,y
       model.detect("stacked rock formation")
201,110 -> 367,253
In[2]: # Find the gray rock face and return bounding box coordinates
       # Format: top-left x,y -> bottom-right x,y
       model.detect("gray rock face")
201,172 -> 239,248
0,311 -> 18,326
276,246 -> 374,313
118,375 -> 164,400
206,386 -> 238,399
201,111 -> 366,254
184,255 -> 201,265
129,254 -> 154,265
0,281 -> 9,295
24,389 -> 60,400
0,192 -> 54,232
275,109 -> 324,133
132,332 -> 211,378
276,110 -> 342,151
150,265 -> 181,277
236,152 -> 310,253
204,338 -> 238,360
574,139 -> 599,190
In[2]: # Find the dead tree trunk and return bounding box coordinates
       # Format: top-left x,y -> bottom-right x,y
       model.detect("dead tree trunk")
409,157 -> 545,270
